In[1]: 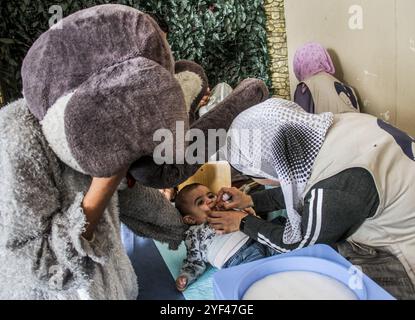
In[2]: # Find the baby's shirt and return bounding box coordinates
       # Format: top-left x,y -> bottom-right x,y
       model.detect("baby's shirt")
179,223 -> 249,285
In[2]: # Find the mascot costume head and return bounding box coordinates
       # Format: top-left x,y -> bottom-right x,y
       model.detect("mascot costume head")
21,4 -> 269,247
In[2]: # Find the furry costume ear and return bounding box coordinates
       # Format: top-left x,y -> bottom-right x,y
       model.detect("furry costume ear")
129,78 -> 269,188
174,60 -> 209,125
64,57 -> 187,177
22,4 -> 174,121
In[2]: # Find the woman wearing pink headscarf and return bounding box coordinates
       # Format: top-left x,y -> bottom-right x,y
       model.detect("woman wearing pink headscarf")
293,42 -> 360,114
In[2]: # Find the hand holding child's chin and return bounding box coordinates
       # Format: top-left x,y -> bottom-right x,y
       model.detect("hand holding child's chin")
207,210 -> 248,234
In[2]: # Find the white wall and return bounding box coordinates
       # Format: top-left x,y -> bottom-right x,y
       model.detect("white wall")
284,0 -> 415,136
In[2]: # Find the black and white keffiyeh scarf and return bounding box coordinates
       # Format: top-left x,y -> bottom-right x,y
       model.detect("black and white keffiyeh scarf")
225,98 -> 334,244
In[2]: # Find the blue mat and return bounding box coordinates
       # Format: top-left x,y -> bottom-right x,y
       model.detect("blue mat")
121,224 -> 185,300
121,223 -> 215,300
154,240 -> 217,300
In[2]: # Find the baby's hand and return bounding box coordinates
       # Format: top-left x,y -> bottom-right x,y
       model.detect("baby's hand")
176,275 -> 188,292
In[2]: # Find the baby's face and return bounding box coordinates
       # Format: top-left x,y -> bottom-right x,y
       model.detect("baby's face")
185,185 -> 217,224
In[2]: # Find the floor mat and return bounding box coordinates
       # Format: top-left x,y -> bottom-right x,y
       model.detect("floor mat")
154,240 -> 217,300
121,224 -> 185,300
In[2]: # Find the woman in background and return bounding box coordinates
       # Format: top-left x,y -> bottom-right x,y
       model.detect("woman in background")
293,42 -> 360,114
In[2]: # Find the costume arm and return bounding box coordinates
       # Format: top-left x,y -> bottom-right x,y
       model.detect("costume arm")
118,183 -> 186,250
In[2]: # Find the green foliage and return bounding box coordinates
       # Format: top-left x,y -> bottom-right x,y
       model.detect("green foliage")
0,0 -> 271,104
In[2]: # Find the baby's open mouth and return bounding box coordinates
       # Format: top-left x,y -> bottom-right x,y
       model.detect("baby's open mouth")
209,203 -> 221,211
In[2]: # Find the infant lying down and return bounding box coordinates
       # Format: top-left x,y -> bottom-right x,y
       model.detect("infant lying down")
175,183 -> 276,291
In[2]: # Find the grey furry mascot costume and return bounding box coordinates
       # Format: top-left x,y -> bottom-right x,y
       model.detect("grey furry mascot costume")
0,4 -> 268,299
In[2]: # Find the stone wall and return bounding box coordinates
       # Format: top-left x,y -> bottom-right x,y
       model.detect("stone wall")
264,0 -> 290,99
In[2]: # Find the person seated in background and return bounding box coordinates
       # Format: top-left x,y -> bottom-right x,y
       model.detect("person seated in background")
293,42 -> 360,114
174,183 -> 276,291
197,82 -> 233,118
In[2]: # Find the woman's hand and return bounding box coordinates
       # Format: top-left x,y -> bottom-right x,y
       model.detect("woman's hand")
242,207 -> 256,216
216,187 -> 254,210
198,87 -> 211,108
207,210 -> 248,234
176,275 -> 188,292
82,168 -> 127,240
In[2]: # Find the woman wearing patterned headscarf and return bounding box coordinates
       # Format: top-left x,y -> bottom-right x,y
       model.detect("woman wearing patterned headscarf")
293,42 -> 360,114
209,98 -> 415,299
